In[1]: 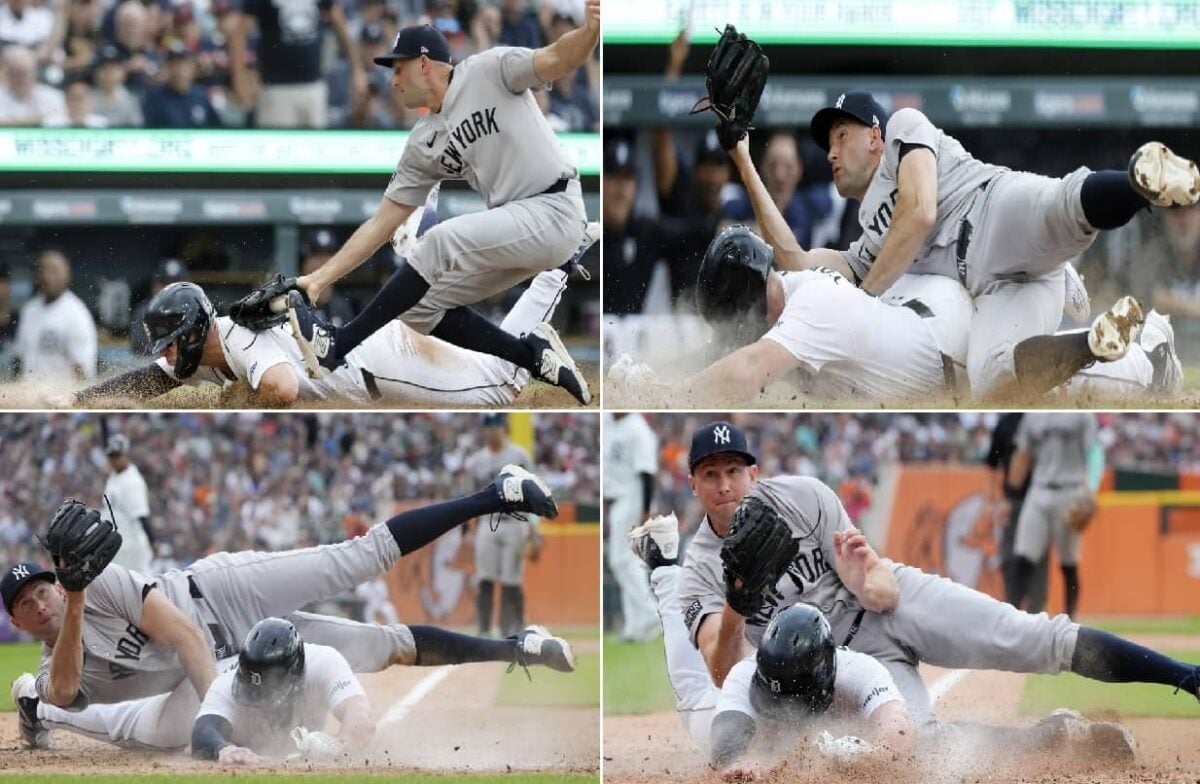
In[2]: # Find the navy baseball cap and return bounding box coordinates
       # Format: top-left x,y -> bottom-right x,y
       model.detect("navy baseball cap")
1,562 -> 56,615
106,433 -> 130,455
483,413 -> 507,428
695,129 -> 728,166
810,91 -> 889,152
373,24 -> 451,67
689,421 -> 757,471
604,136 -> 636,175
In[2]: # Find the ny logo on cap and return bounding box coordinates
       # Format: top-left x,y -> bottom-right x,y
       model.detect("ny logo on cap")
250,672 -> 262,685
713,425 -> 731,445
11,564 -> 29,579
835,93 -> 846,108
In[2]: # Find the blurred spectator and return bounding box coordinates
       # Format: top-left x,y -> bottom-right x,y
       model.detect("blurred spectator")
59,0 -> 103,72
602,136 -> 662,316
141,43 -> 221,127
91,43 -> 142,126
130,257 -> 187,355
0,262 -> 16,355
724,132 -> 833,250
425,0 -> 471,62
0,44 -> 65,125
1144,205 -> 1200,321
468,1 -> 499,53
548,68 -> 595,132
498,0 -> 541,48
108,0 -> 161,91
0,0 -> 54,55
301,230 -> 356,327
47,73 -> 107,126
227,0 -> 365,129
14,248 -> 98,383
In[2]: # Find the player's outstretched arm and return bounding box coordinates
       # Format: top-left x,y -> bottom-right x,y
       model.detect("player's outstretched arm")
867,699 -> 915,756
697,607 -> 748,688
532,0 -> 599,83
832,530 -> 898,612
679,339 -> 799,405
139,589 -> 216,700
44,590 -> 86,706
299,197 -> 416,304
191,713 -> 235,761
709,709 -> 757,769
333,694 -> 375,752
858,147 -> 938,296
65,363 -> 181,407
729,136 -> 855,278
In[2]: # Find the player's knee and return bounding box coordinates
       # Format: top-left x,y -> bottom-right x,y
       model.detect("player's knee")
967,342 -> 1017,397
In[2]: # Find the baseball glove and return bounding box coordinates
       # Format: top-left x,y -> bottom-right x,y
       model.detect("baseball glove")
721,496 -> 797,617
1065,494 -> 1097,532
524,527 -> 544,562
228,274 -> 300,331
690,24 -> 770,150
38,499 -> 122,592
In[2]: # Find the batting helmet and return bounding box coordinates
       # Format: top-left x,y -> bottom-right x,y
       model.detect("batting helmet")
232,617 -> 306,711
142,282 -> 215,379
749,603 -> 837,722
695,225 -> 774,345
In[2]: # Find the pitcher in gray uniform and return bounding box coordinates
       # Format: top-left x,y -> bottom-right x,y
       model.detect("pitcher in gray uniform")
2,466 -> 575,751
283,6 -> 600,404
1007,413 -> 1101,619
773,90 -> 1198,397
467,413 -> 539,637
677,420 -> 1200,725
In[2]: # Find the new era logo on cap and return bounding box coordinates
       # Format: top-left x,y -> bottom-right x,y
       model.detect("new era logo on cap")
420,45 -> 429,53
374,24 -> 452,67
835,93 -> 845,108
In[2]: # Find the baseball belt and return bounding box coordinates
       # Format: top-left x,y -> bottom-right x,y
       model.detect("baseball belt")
187,576 -> 236,660
540,178 -> 572,196
900,299 -> 958,392
954,178 -> 993,287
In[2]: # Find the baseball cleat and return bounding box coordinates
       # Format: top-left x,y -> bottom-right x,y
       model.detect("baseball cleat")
559,222 -> 601,279
494,464 -> 558,519
1128,141 -> 1200,207
1088,295 -> 1144,361
509,625 -> 576,675
287,291 -> 340,378
1140,310 -> 1183,398
1177,665 -> 1199,704
1038,708 -> 1136,761
628,513 -> 680,572
12,673 -> 48,749
524,322 -> 591,404
1063,263 -> 1091,325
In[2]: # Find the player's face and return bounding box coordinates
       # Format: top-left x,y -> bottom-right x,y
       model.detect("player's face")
392,57 -> 428,109
690,455 -> 759,533
9,580 -> 65,639
827,118 -> 879,200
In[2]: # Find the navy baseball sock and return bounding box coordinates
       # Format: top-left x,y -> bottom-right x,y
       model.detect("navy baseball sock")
432,307 -> 537,370
1061,564 -> 1080,619
1013,332 -> 1093,394
476,579 -> 495,635
1071,627 -> 1196,689
410,625 -> 520,665
334,262 -> 431,362
384,489 -> 501,555
1080,170 -> 1149,230
1008,555 -> 1035,609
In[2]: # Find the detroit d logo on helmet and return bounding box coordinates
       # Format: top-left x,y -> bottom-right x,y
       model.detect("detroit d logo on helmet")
250,671 -> 262,686
714,425 -> 731,445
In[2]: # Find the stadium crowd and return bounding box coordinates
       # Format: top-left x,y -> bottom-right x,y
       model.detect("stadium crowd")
0,0 -> 599,129
0,411 -> 598,575
647,413 -> 1200,533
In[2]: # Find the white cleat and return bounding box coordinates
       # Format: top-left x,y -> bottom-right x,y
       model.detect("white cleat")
511,625 -> 576,673
525,322 -> 591,405
628,513 -> 680,571
1128,142 -> 1200,207
494,464 -> 558,518
1063,263 -> 1091,325
11,673 -> 48,749
1088,296 -> 1144,361
1140,309 -> 1183,398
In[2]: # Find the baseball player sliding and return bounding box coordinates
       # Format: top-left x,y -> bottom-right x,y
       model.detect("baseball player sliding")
54,229 -> 594,408
100,434 -> 154,577
628,515 -> 1136,776
677,420 -> 1200,725
230,3 -> 601,405
4,466 -> 574,751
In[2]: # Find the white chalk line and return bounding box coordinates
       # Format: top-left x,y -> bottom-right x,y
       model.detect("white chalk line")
929,667 -> 974,705
379,664 -> 457,727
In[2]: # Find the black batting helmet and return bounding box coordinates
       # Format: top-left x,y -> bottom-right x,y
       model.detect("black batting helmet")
142,282 -> 215,379
232,617 -> 306,711
749,603 -> 837,722
695,225 -> 774,345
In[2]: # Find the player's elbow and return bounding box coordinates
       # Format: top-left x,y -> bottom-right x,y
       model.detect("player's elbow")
256,367 -> 300,408
43,681 -> 78,708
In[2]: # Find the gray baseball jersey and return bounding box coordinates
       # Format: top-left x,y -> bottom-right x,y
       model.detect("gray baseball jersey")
196,643 -> 364,758
385,47 -> 576,209
840,108 -> 1006,287
1015,413 -> 1097,489
467,440 -> 534,585
677,475 -> 861,648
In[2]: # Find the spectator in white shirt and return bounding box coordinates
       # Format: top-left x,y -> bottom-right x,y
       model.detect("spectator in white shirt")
0,44 -> 65,125
45,74 -> 107,126
14,248 -> 98,383
0,0 -> 55,54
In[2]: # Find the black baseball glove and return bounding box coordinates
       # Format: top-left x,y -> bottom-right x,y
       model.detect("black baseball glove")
721,496 -> 797,617
691,24 -> 770,150
228,274 -> 300,331
38,499 -> 122,592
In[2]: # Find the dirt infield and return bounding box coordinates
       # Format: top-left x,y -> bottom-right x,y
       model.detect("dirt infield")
0,363 -> 599,410
603,663 -> 1200,784
0,660 -> 598,776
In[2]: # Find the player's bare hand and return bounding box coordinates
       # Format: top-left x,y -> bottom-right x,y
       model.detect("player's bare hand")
722,760 -> 765,782
218,745 -> 264,765
583,0 -> 599,33
296,274 -> 323,307
833,529 -> 879,587
667,26 -> 691,77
